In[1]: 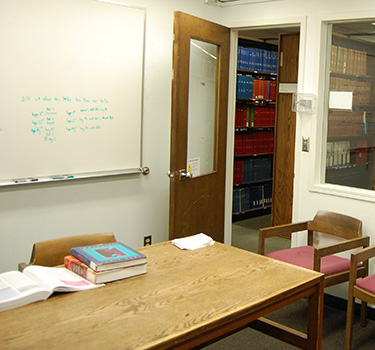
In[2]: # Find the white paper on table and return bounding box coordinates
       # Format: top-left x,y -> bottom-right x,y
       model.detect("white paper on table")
172,233 -> 214,250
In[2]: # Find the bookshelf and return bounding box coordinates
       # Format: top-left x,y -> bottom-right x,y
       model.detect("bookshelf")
325,35 -> 375,190
233,38 -> 278,218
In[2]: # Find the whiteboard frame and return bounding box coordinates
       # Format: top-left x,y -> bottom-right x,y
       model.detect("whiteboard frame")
0,1 -> 147,187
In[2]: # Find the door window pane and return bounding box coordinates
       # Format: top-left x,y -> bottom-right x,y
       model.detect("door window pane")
325,21 -> 375,190
187,39 -> 218,177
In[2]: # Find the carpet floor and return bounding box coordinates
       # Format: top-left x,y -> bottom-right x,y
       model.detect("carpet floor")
201,214 -> 375,349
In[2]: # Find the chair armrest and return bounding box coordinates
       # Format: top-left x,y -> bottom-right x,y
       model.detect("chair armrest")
313,236 -> 370,271
350,245 -> 375,266
348,245 -> 375,287
258,221 -> 309,255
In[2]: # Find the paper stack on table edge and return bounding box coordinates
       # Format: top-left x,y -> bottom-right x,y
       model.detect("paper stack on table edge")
172,233 -> 214,250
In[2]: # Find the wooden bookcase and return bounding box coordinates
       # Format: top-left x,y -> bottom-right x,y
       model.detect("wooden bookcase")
325,35 -> 375,190
233,38 -> 278,219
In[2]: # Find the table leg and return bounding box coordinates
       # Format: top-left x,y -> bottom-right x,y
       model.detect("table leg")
306,279 -> 324,350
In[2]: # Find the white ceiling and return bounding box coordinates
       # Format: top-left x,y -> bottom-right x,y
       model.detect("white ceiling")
205,0 -> 282,7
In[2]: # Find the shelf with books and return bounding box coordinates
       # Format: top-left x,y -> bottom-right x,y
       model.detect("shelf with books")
234,130 -> 274,157
233,156 -> 273,186
236,74 -> 277,101
324,33 -> 375,191
326,138 -> 374,168
233,38 -> 277,220
232,182 -> 272,215
237,38 -> 278,74
235,103 -> 276,129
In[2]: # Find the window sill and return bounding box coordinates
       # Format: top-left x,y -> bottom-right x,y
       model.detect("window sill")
310,183 -> 375,203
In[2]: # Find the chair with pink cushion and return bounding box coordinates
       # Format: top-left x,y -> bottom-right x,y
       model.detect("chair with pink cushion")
258,210 -> 369,289
345,246 -> 375,349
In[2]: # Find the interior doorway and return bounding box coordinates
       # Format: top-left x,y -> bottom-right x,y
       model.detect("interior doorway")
231,25 -> 300,253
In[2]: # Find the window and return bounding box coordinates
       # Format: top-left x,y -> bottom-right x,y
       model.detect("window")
325,20 -> 375,191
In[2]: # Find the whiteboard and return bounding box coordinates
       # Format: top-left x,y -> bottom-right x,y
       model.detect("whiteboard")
0,0 -> 145,185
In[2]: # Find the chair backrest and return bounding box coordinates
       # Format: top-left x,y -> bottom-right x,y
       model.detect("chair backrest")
307,210 -> 362,239
19,232 -> 116,270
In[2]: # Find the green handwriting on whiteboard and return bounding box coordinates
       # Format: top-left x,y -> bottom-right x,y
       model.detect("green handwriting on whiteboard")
23,96 -> 113,143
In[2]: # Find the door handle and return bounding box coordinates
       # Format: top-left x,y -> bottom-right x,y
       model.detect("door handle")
179,169 -> 193,180
167,171 -> 174,179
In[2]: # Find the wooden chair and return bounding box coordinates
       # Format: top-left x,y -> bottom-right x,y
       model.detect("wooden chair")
345,246 -> 375,349
258,210 -> 369,288
18,232 -> 116,271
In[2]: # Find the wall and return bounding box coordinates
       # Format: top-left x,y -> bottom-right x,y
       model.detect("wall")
0,0 -> 222,273
3,0 -> 375,302
222,0 -> 375,299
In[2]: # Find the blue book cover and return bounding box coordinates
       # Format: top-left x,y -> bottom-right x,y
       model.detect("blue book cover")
250,48 -> 256,71
247,76 -> 254,100
237,46 -> 242,69
237,46 -> 243,70
71,242 -> 147,272
233,188 -> 241,214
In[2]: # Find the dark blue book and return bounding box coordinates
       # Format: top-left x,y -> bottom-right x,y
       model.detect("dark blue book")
233,188 -> 241,213
71,242 -> 147,272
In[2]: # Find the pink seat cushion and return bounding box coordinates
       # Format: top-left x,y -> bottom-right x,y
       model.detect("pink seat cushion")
266,245 -> 351,275
357,274 -> 375,294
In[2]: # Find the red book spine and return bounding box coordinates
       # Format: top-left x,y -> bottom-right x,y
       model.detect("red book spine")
269,80 -> 277,101
233,160 -> 244,185
270,106 -> 275,127
253,80 -> 260,100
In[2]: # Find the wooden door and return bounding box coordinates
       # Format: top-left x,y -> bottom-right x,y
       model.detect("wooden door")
169,12 -> 230,242
272,33 -> 300,226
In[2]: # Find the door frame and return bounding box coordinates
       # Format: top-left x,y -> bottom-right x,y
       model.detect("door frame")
224,16 -> 307,246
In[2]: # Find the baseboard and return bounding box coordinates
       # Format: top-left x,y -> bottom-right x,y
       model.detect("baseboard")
324,293 -> 375,321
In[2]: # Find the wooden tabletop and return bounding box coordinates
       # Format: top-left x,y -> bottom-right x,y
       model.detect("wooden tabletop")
0,242 -> 323,350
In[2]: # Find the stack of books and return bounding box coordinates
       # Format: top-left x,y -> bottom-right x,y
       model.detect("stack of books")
64,242 -> 147,284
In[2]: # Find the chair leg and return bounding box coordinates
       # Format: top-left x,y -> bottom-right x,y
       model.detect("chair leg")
360,301 -> 368,327
345,297 -> 355,350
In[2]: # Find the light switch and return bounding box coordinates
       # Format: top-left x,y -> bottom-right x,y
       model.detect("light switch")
302,137 -> 310,152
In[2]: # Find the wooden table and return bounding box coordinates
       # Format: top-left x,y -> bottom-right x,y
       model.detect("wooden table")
0,242 -> 324,349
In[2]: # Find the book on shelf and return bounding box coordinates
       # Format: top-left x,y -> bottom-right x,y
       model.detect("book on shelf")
71,241 -> 147,272
64,255 -> 147,284
0,265 -> 103,312
331,45 -> 367,76
356,139 -> 368,164
237,46 -> 278,73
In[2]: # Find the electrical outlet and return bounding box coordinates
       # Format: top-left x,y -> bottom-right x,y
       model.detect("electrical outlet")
144,235 -> 152,246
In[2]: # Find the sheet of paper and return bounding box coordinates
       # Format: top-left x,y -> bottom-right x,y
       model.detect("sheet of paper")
172,233 -> 214,251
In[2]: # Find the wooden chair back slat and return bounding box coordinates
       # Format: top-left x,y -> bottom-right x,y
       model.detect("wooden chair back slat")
19,232 -> 116,270
307,210 -> 362,239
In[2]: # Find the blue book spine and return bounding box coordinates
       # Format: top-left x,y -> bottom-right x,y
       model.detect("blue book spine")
250,48 -> 256,71
233,188 -> 240,213
261,49 -> 266,72
244,75 -> 249,99
236,74 -> 241,98
249,186 -> 257,209
244,187 -> 251,211
241,46 -> 247,70
237,46 -> 242,70
242,75 -> 247,99
272,51 -> 278,73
